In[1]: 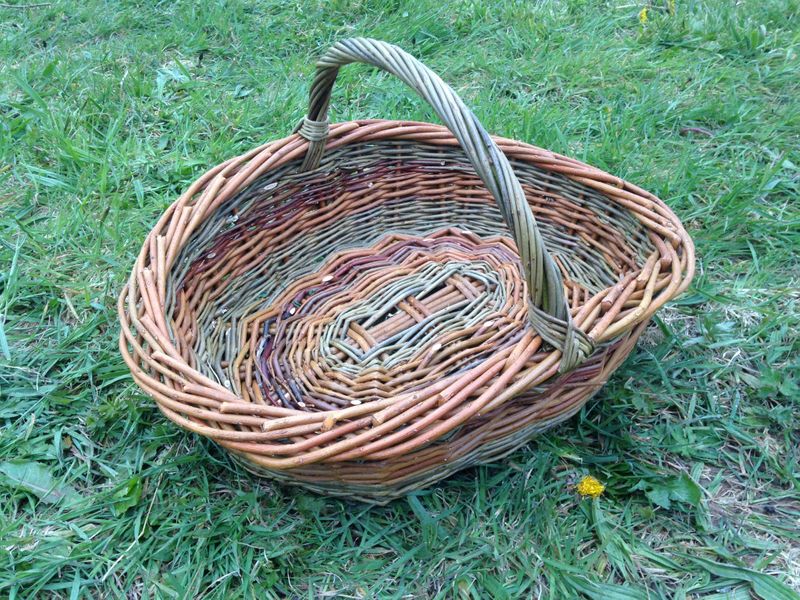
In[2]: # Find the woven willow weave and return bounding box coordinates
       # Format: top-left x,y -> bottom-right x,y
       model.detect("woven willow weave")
119,38 -> 695,502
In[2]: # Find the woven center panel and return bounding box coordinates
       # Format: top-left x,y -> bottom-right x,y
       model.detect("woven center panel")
248,229 -> 527,411
167,141 -> 654,400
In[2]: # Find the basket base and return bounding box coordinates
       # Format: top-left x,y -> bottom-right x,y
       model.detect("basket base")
248,227 -> 531,414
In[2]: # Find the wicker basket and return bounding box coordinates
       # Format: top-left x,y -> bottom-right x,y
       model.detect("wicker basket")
119,38 -> 695,503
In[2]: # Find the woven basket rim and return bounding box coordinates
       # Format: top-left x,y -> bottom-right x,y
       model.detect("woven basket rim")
119,118 -> 695,424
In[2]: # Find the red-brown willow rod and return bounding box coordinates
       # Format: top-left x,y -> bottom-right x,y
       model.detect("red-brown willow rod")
118,38 -> 695,503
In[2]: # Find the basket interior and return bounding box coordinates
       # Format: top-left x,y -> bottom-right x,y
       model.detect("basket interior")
167,140 -> 654,410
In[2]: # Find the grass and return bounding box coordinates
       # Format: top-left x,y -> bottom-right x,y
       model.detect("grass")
1,0 -> 799,597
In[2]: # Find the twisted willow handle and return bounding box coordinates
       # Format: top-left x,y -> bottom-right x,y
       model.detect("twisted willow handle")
296,38 -> 592,370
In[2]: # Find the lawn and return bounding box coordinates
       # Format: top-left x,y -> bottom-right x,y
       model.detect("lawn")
1,0 -> 799,597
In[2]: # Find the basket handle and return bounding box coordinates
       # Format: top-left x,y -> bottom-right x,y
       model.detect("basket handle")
296,38 -> 592,370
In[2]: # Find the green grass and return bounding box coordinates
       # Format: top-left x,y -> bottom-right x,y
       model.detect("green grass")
1,0 -> 799,597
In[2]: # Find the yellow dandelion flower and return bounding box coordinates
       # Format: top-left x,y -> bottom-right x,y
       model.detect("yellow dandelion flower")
639,7 -> 649,25
577,475 -> 605,499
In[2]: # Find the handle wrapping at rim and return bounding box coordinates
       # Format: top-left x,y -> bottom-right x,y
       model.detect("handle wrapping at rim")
296,37 -> 592,370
